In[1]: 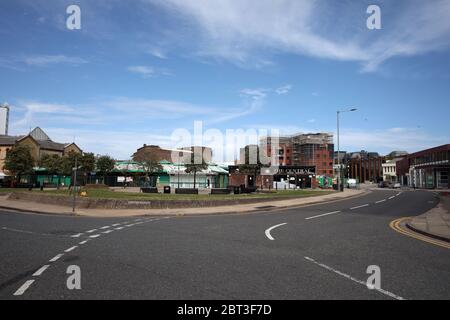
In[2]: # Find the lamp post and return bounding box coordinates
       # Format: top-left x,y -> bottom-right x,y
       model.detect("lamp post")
72,156 -> 78,214
337,107 -> 357,192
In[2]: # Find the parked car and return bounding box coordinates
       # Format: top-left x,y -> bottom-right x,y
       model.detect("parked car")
378,181 -> 389,188
392,182 -> 401,189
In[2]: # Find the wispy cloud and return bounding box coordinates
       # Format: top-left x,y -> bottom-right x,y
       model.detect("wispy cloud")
127,65 -> 172,78
148,0 -> 450,72
24,55 -> 88,67
275,85 -> 292,95
127,65 -> 156,78
147,48 -> 168,59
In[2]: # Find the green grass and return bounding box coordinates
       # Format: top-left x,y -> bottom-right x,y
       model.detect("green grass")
0,187 -> 334,201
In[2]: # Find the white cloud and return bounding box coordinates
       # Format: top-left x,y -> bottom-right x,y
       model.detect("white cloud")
127,65 -> 172,78
147,48 -> 168,59
24,55 -> 88,67
275,85 -> 292,95
127,65 -> 155,78
148,0 -> 450,72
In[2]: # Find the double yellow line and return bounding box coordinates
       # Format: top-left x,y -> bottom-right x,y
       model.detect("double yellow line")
390,217 -> 450,249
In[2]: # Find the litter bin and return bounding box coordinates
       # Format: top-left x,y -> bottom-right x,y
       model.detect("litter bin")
233,186 -> 240,194
163,186 -> 171,194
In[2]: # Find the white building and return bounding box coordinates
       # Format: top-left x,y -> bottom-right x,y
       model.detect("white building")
382,158 -> 403,182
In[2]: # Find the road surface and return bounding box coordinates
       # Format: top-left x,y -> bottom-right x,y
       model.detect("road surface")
0,189 -> 449,299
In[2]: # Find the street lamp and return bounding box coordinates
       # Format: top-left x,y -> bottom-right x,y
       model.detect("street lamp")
337,107 -> 357,192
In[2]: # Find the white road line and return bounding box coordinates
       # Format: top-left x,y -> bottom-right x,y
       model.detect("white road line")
100,226 -> 110,230
125,224 -> 135,227
304,256 -> 405,300
115,227 -> 124,230
32,265 -> 50,277
134,218 -> 143,222
388,196 -> 395,200
350,204 -> 369,210
265,223 -> 287,241
79,240 -> 89,245
64,246 -> 77,253
86,229 -> 97,233
70,233 -> 83,238
89,234 -> 100,238
112,223 -> 120,227
375,199 -> 386,204
13,280 -> 35,296
305,211 -> 341,220
102,230 -> 113,234
49,253 -> 64,262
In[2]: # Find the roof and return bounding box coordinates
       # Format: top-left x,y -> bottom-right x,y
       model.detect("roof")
113,161 -> 229,175
29,127 -> 51,141
0,135 -> 23,146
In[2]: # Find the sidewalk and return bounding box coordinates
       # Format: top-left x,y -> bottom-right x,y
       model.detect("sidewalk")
406,192 -> 450,242
0,189 -> 366,218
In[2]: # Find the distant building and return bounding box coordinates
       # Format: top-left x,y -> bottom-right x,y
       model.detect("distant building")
382,158 -> 403,182
346,150 -> 385,183
259,132 -> 334,175
132,144 -> 173,163
0,127 -> 82,175
387,151 -> 408,159
181,146 -> 213,163
0,104 -> 9,135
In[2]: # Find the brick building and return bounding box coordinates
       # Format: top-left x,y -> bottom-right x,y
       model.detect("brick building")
396,144 -> 450,189
0,127 -> 82,175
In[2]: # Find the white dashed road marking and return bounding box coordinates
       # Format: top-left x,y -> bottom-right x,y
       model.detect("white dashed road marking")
304,256 -> 405,300
32,265 -> 50,277
12,216 -> 171,297
49,254 -> 64,262
71,233 -> 83,238
305,211 -> 341,220
13,280 -> 35,296
64,246 -> 77,253
265,223 -> 287,241
350,204 -> 369,210
388,196 -> 395,200
375,199 -> 386,204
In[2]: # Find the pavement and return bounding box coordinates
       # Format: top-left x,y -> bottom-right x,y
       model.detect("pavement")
0,189 -> 449,300
0,188 -> 366,217
406,192 -> 450,242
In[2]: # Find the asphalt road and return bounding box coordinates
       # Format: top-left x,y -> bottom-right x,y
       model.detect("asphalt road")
0,189 -> 449,300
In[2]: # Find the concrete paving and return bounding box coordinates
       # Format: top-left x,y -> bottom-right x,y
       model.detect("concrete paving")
407,192 -> 450,242
0,189 -> 366,217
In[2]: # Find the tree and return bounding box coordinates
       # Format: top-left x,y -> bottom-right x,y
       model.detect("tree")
184,150 -> 208,189
96,155 -> 115,184
132,150 -> 163,186
238,145 -> 264,187
40,154 -> 63,175
4,145 -> 34,185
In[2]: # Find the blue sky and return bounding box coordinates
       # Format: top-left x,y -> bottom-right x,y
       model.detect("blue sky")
0,0 -> 449,162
